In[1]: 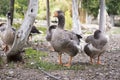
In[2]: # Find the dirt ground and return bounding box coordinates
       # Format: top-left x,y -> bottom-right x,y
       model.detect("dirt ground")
0,33 -> 120,80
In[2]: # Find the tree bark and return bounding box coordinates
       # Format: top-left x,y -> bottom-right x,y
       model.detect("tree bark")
46,0 -> 50,27
9,0 -> 15,25
110,15 -> 114,26
72,0 -> 81,35
6,0 -> 38,62
99,0 -> 106,33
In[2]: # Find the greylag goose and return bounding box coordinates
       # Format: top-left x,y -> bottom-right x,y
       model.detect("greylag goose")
0,12 -> 15,52
84,30 -> 109,64
46,10 -> 82,67
28,25 -> 41,40
46,25 -> 57,41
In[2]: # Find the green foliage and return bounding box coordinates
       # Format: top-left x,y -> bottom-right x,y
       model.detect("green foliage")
82,0 -> 120,17
14,0 -> 28,18
65,10 -> 72,30
82,0 -> 99,17
0,0 -> 28,18
106,0 -> 120,15
38,0 -> 71,20
0,0 -> 9,16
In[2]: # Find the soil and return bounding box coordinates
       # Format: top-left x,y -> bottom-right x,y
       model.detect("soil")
0,33 -> 120,80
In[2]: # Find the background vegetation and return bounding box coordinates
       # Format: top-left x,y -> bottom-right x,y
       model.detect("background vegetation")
0,0 -> 120,71
0,0 -> 120,28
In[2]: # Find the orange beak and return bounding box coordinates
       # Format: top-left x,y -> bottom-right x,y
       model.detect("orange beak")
53,11 -> 58,17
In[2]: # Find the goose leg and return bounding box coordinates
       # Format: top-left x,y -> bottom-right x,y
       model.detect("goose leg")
97,55 -> 101,64
90,57 -> 93,64
58,54 -> 62,65
3,45 -> 9,52
29,34 -> 32,41
64,56 -> 72,67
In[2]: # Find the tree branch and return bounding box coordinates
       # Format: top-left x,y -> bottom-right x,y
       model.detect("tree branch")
6,0 -> 38,57
38,67 -> 61,80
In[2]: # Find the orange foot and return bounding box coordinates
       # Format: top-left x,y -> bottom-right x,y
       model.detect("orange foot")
97,61 -> 101,64
63,63 -> 71,67
58,62 -> 63,65
89,57 -> 94,64
90,61 -> 94,64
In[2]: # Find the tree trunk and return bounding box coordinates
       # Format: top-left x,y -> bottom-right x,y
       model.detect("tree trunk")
6,0 -> 38,62
110,15 -> 114,26
9,0 -> 15,25
99,0 -> 106,33
46,0 -> 50,27
72,0 -> 81,35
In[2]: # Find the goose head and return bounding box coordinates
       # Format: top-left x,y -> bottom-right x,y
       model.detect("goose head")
94,30 -> 101,39
6,11 -> 11,19
53,10 -> 65,29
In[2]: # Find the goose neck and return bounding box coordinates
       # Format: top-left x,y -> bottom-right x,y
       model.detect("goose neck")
6,18 -> 11,28
58,16 -> 65,29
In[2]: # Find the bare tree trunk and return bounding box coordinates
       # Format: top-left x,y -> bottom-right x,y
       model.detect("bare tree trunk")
99,0 -> 106,33
9,0 -> 15,25
46,0 -> 50,27
6,0 -> 38,62
110,15 -> 114,26
72,0 -> 81,35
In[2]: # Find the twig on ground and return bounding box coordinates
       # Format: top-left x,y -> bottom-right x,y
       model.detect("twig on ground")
38,67 -> 61,80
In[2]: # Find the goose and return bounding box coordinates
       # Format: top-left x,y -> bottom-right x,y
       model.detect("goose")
46,10 -> 82,67
28,25 -> 41,40
84,30 -> 109,64
46,25 -> 57,41
0,12 -> 15,52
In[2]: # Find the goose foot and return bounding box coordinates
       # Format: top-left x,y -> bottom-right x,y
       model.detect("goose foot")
58,54 -> 62,65
90,57 -> 93,64
63,56 -> 72,67
63,63 -> 71,67
97,56 -> 101,64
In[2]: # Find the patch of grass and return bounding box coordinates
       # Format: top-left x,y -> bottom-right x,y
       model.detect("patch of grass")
24,48 -> 86,71
37,26 -> 47,35
0,57 -> 3,66
7,62 -> 15,68
84,30 -> 93,34
111,27 -> 120,34
24,47 -> 61,70
25,47 -> 48,58
13,23 -> 21,30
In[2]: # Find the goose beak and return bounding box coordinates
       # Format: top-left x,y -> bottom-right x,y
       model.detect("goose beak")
53,11 -> 58,17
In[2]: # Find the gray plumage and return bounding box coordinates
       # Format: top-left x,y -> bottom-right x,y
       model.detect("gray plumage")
84,30 -> 109,59
46,10 -> 82,66
51,28 -> 82,56
46,25 -> 57,41
0,12 -> 15,52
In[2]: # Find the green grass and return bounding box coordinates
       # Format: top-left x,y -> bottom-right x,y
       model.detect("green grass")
13,23 -> 21,30
37,26 -> 47,35
24,48 -> 86,71
0,57 -> 3,66
111,27 -> 120,34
